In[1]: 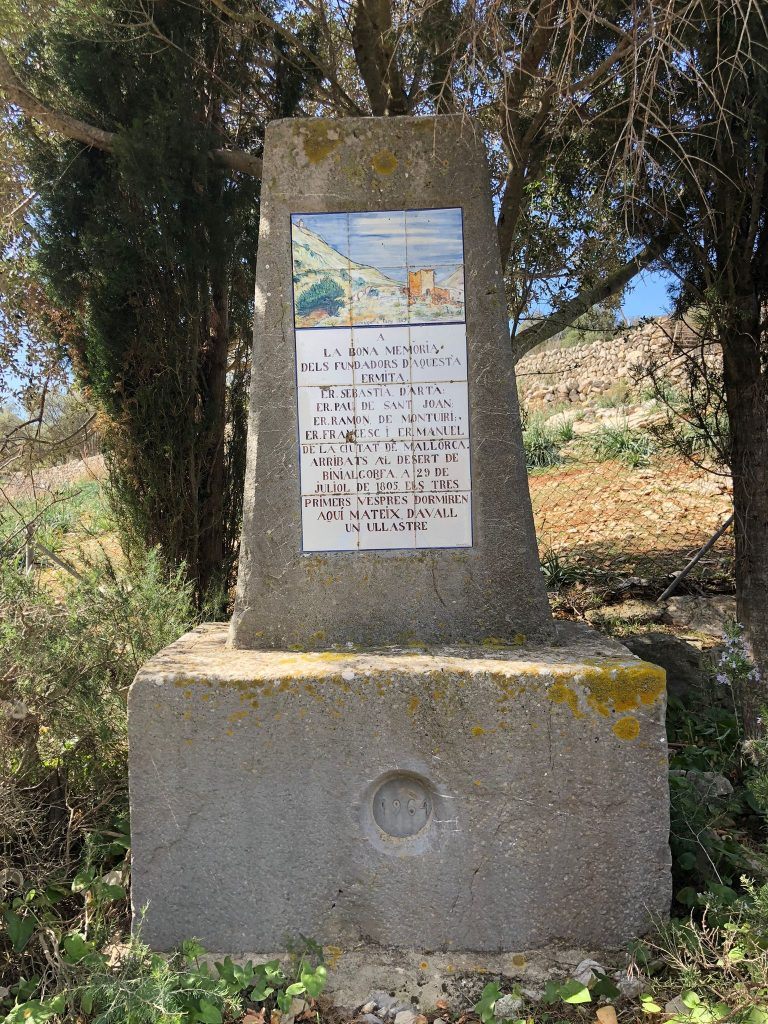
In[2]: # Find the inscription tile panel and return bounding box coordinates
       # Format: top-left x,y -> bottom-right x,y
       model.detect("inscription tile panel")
293,207 -> 472,552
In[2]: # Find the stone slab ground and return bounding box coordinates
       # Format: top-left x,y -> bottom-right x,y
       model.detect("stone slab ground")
129,622 -> 671,955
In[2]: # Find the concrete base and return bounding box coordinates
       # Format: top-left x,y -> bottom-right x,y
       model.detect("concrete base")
199,944 -> 630,1012
128,623 -> 671,953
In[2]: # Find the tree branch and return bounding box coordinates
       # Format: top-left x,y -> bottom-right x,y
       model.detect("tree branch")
1,49 -> 263,177
510,228 -> 677,362
210,147 -> 262,176
0,49 -> 116,151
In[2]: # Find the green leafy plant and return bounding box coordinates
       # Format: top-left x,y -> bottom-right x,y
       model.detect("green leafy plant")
587,423 -> 656,467
0,544 -> 194,997
522,416 -> 568,470
296,276 -> 345,317
2,941 -> 328,1024
475,981 -> 503,1024
632,891 -> 768,1022
540,548 -> 585,591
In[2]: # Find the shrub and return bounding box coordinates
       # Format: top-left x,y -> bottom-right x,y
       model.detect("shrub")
295,276 -> 344,317
588,423 -> 656,467
523,416 -> 567,469
540,548 -> 585,590
0,545 -> 195,998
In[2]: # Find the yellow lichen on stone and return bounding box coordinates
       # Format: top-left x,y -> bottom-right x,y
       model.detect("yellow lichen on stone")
471,725 -> 486,736
613,715 -> 640,741
547,682 -> 585,719
541,661 -> 664,722
481,636 -> 508,647
511,954 -> 527,968
580,662 -> 666,716
371,149 -> 398,174
408,696 -> 420,715
324,946 -> 343,969
302,126 -> 339,163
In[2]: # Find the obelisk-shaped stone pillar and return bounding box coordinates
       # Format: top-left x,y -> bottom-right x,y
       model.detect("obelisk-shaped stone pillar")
229,116 -> 553,648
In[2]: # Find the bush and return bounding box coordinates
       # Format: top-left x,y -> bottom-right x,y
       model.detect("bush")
0,545 -> 195,1002
295,276 -> 344,317
540,548 -> 585,590
588,423 -> 656,467
666,623 -> 768,910
523,416 -> 570,469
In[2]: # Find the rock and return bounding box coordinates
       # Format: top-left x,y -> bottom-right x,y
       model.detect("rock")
665,995 -> 688,1015
622,632 -> 705,700
686,770 -> 734,799
662,595 -> 737,636
613,970 -> 645,998
520,986 -> 545,1002
230,116 -> 553,650
370,994 -> 406,1017
394,1011 -> 419,1024
130,622 -> 672,952
362,1016 -> 384,1024
573,959 -> 605,986
585,600 -> 663,627
494,994 -> 524,1020
101,867 -> 123,887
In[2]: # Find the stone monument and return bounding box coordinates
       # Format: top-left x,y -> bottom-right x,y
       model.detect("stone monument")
129,116 -> 671,957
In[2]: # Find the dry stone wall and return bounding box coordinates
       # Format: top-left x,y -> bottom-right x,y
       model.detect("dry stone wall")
516,317 -> 721,406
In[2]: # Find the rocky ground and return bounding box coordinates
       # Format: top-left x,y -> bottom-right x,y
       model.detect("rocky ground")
517,324 -> 734,591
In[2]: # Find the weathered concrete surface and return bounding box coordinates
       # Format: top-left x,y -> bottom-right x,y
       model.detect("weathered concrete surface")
129,622 -> 671,952
230,115 -> 552,648
199,944 -> 630,1012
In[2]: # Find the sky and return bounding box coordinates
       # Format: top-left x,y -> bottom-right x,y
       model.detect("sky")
620,269 -> 675,320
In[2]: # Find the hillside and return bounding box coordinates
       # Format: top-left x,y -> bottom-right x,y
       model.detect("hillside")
291,222 -> 401,291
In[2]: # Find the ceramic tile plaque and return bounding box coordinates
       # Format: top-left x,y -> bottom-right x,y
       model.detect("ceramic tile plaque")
291,208 -> 472,552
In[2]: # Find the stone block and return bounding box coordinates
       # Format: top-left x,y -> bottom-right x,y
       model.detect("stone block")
229,115 -> 553,649
129,622 -> 671,952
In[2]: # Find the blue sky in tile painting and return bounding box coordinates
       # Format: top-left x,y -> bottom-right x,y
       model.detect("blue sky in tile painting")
292,212 -> 349,256
291,209 -> 464,271
348,211 -> 407,266
405,209 -> 464,266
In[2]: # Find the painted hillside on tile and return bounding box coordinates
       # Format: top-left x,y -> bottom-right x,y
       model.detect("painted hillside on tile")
291,208 -> 465,328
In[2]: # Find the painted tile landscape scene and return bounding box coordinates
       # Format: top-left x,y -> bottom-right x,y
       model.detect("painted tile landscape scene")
291,208 -> 465,328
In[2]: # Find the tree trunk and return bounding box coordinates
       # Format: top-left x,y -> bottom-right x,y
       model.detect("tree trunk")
721,299 -> 768,734
196,278 -> 229,605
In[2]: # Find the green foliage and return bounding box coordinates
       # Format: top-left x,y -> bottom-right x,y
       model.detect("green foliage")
587,423 -> 656,467
632,883 -> 768,1021
13,0 -> 312,602
0,545 -> 193,759
475,981 -> 503,1024
295,276 -> 345,317
0,480 -> 110,558
666,623 -> 768,908
0,543 -> 194,994
642,381 -> 728,468
1,941 -> 328,1024
594,382 -> 633,408
522,415 -> 573,470
555,302 -> 622,350
539,549 -> 585,591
